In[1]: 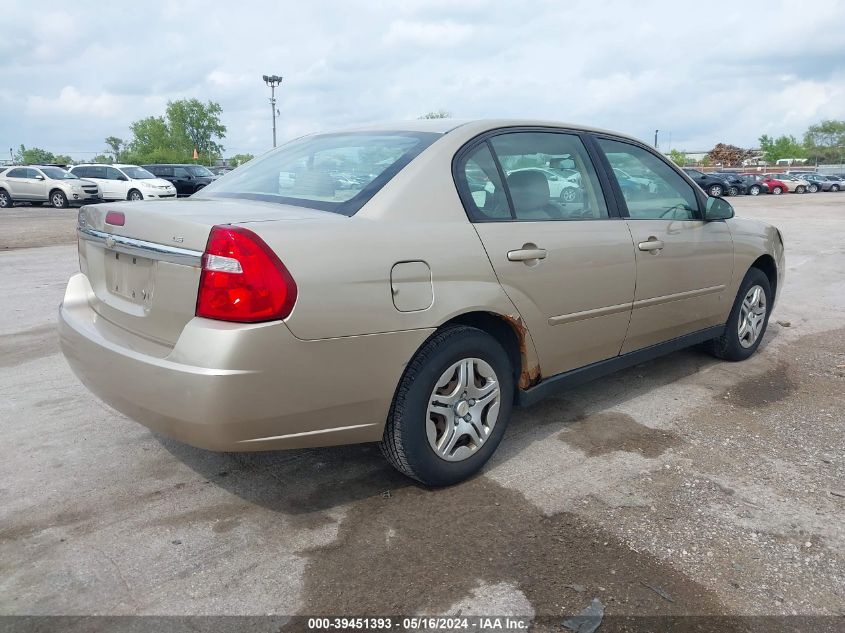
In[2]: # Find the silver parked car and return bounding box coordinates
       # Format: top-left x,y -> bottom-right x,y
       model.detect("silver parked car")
0,165 -> 101,208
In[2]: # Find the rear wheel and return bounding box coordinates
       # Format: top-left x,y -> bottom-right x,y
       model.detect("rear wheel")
831,185 -> 840,192
705,268 -> 772,362
749,185 -> 761,196
728,186 -> 739,196
128,189 -> 143,201
772,186 -> 783,195
0,189 -> 11,208
380,325 -> 514,486
50,190 -> 68,208
795,185 -> 806,194
808,183 -> 819,193
708,183 -> 724,197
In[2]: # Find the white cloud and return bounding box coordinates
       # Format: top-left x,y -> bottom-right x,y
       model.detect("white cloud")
2,0 -> 845,158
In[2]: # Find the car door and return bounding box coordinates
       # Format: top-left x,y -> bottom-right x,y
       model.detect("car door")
3,168 -> 32,198
456,130 -> 637,377
104,166 -> 127,199
172,166 -> 193,195
594,136 -> 734,353
28,168 -> 49,199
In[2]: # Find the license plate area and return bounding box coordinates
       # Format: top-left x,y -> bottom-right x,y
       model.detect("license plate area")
104,250 -> 154,304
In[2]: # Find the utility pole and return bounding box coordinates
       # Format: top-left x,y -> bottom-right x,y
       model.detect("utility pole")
654,129 -> 659,149
262,74 -> 283,148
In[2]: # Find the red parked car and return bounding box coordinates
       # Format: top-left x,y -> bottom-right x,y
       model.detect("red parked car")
743,174 -> 788,195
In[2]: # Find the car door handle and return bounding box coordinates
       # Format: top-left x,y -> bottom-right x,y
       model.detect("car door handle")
507,247 -> 547,262
638,238 -> 665,251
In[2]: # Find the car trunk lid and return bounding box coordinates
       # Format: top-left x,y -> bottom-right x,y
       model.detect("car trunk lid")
76,198 -> 336,348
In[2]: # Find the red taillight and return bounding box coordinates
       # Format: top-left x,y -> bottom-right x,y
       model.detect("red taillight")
195,225 -> 297,323
105,211 -> 125,226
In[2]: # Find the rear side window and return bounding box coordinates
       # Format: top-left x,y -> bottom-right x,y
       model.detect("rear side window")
455,130 -> 609,222
598,138 -> 700,220
6,168 -> 27,178
199,131 -> 440,216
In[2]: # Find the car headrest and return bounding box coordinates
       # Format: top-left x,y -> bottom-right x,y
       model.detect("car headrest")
507,170 -> 550,212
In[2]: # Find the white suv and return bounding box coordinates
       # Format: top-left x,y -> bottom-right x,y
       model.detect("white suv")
68,164 -> 177,201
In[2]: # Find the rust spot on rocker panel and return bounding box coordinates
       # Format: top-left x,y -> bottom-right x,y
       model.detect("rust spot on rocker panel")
503,314 -> 541,389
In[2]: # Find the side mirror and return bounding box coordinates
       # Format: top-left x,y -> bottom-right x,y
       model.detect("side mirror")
705,196 -> 734,220
34,175 -> 45,181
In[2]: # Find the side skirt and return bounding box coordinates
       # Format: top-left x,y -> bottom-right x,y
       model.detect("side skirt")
516,325 -> 725,408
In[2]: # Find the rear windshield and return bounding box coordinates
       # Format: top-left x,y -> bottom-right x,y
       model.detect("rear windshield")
198,131 -> 440,215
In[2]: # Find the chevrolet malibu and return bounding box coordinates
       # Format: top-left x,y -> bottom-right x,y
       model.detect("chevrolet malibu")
59,119 -> 785,486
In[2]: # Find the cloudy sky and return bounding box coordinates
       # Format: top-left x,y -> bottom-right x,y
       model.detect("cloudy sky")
2,0 -> 844,161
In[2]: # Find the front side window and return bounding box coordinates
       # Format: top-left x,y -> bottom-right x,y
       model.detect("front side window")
120,166 -> 155,179
199,131 -> 439,215
489,132 -> 609,221
40,167 -> 75,180
599,138 -> 699,220
173,167 -> 191,178
88,166 -> 107,179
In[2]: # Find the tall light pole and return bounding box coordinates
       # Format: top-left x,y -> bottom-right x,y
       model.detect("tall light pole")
654,129 -> 659,149
262,74 -> 283,148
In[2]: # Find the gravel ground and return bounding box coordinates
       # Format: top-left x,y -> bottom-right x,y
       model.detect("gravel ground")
0,193 -> 843,627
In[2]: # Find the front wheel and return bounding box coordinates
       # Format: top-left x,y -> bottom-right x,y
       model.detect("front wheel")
128,189 -> 144,201
831,185 -> 840,192
795,185 -> 806,194
51,190 -> 68,208
749,185 -> 761,196
0,189 -> 12,208
704,268 -> 772,361
772,186 -> 783,195
708,184 -> 724,197
728,186 -> 739,196
808,183 -> 819,193
380,325 -> 514,486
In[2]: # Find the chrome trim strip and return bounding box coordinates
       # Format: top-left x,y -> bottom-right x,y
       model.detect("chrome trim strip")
548,301 -> 632,326
78,227 -> 203,267
632,284 -> 726,310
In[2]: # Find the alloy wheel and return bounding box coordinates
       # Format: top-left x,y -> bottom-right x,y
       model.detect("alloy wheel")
738,285 -> 767,349
709,184 -> 723,197
749,186 -> 760,196
426,358 -> 501,462
0,191 -> 9,208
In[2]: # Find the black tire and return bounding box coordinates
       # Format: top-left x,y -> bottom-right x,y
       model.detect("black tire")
128,189 -> 143,201
708,184 -> 724,197
379,325 -> 514,487
749,185 -> 761,196
728,186 -> 739,196
0,189 -> 11,209
795,185 -> 806,194
704,268 -> 772,362
50,190 -> 68,209
772,186 -> 783,195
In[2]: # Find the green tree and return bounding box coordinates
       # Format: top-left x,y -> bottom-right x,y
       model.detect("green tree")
668,149 -> 686,165
803,120 -> 845,165
15,145 -> 55,164
699,154 -> 712,167
53,154 -> 73,165
104,136 -> 124,162
165,99 -> 226,158
229,153 -> 254,166
419,110 -> 451,119
92,154 -> 113,164
759,134 -> 806,164
125,99 -> 226,164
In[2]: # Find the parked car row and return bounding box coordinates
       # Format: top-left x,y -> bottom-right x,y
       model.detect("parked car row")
0,162 -> 225,208
681,168 -> 845,197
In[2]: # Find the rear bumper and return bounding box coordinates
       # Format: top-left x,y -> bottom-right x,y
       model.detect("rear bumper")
59,273 -> 432,451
